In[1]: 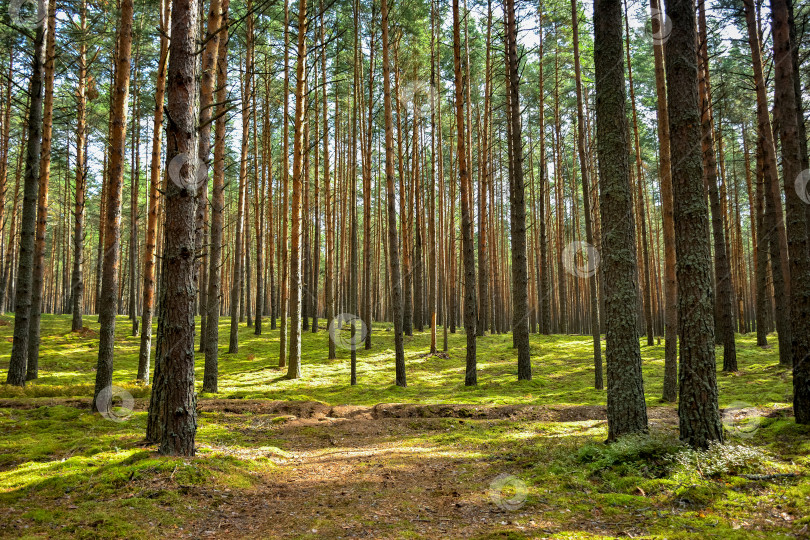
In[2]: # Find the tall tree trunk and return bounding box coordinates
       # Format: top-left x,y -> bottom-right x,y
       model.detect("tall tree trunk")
128,55 -> 141,332
6,0 -> 48,386
0,52 -> 13,314
698,0 -> 736,371
650,0 -> 677,402
593,0 -> 648,440
623,2 -> 654,347
382,0 -> 406,386
229,24 -> 253,354
92,0 -> 134,410
743,0 -> 790,364
504,0 -> 529,381
278,0 -> 290,369
537,3 -> 551,335
137,0 -> 170,381
428,0 -> 439,351
350,10 -> 360,382
453,0 -> 477,386
150,0 -> 200,456
203,0 -> 229,393
287,0 -> 307,380
198,0 -> 223,349
71,0 -> 88,332
26,0 -> 57,381
770,0 -> 810,423
572,0 -> 601,388
362,10 -> 375,348
665,0 -> 723,448
476,0 -> 491,338
254,70 -> 264,336
322,0 -> 335,359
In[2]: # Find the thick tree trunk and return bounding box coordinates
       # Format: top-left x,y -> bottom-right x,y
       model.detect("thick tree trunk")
593,0 -> 648,440
6,0 -> 48,387
665,0 -> 723,448
151,0 -> 199,456
770,0 -> 810,424
26,0 -> 57,381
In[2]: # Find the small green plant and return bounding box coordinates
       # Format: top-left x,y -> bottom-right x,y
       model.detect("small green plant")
576,431 -> 684,478
674,441 -> 769,478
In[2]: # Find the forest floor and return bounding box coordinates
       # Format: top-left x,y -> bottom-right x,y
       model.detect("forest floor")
0,314 -> 809,539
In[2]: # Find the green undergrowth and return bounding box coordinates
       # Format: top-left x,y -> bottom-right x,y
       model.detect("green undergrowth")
0,406 -> 277,539
419,416 -> 810,538
0,406 -> 807,538
0,314 -> 794,409
0,314 -> 807,538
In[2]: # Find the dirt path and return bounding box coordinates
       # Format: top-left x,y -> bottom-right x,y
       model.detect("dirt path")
183,417 -> 556,538
169,403 -> 680,539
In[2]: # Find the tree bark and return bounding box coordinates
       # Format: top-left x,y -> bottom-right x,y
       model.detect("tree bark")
649,0 -> 677,402
278,0 -> 290,369
229,21 -> 253,354
26,0 -> 57,381
287,0 -> 307,380
137,0 -> 170,382
203,0 -> 229,393
92,0 -> 133,410
698,0 -> 736,372
322,0 -> 335,359
382,0 -> 406,386
572,0 -> 601,388
453,0 -> 477,386
594,0 -> 648,440
504,0 -> 529,381
198,0 -> 223,349
71,0 -> 89,333
6,0 -> 48,387
151,0 -> 200,456
770,0 -> 810,423
665,0 -> 723,448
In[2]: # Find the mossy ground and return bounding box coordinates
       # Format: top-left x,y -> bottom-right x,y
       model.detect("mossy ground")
0,314 -> 807,539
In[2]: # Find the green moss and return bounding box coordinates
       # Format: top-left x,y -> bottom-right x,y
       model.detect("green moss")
0,315 -> 795,409
0,315 -> 807,537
